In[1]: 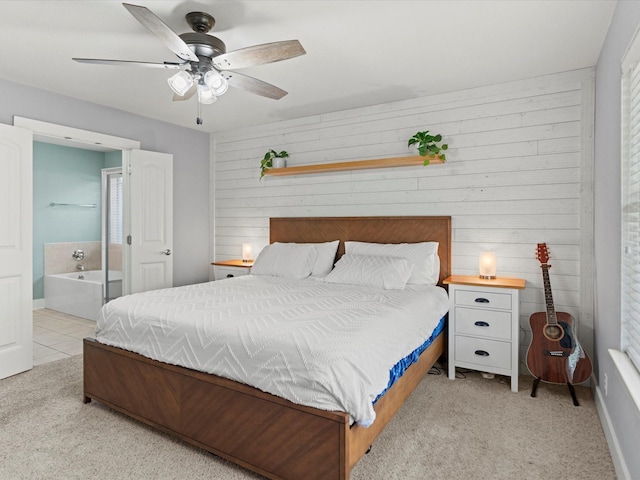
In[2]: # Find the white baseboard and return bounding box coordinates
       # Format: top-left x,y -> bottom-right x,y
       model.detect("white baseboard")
33,298 -> 45,310
595,385 -> 631,480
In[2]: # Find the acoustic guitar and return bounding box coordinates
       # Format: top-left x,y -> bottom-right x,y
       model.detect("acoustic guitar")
526,244 -> 592,403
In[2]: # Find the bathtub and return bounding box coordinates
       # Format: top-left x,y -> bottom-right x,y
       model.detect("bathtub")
44,270 -> 122,321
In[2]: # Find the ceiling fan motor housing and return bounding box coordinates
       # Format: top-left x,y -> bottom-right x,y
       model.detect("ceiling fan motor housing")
179,33 -> 226,59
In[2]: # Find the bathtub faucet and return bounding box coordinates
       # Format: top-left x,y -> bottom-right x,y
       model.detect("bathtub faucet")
76,264 -> 85,271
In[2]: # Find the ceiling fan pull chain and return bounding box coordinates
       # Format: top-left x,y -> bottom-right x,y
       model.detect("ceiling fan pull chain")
196,101 -> 203,125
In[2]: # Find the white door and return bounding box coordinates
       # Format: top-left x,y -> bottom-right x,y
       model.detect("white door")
0,124 -> 33,379
123,149 -> 173,294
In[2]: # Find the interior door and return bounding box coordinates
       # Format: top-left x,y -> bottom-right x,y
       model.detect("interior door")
0,123 -> 33,379
123,149 -> 173,294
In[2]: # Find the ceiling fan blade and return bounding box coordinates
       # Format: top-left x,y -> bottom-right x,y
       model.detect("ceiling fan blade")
221,71 -> 287,100
123,3 -> 199,62
73,58 -> 184,69
213,40 -> 305,70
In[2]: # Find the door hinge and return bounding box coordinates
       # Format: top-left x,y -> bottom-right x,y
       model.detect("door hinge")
127,235 -> 132,245
127,164 -> 132,175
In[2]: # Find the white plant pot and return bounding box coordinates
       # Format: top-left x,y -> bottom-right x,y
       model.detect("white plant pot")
273,157 -> 286,168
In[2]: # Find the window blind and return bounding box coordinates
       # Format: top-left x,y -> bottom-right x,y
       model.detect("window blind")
622,61 -> 640,372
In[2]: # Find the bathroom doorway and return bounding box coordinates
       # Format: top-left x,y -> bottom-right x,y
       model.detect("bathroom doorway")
35,143 -> 122,320
15,116 -> 174,299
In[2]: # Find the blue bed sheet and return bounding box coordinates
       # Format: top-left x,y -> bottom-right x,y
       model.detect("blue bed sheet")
373,315 -> 446,404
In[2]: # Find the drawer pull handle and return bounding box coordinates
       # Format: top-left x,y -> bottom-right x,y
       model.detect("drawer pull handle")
475,298 -> 490,303
474,321 -> 490,327
474,350 -> 490,357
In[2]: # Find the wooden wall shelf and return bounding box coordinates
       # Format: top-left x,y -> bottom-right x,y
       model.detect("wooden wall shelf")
264,155 -> 444,176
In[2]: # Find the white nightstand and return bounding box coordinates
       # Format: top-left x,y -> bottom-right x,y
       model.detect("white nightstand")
212,259 -> 254,280
444,275 -> 526,392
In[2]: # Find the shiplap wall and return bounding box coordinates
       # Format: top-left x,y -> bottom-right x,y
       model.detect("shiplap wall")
211,68 -> 595,365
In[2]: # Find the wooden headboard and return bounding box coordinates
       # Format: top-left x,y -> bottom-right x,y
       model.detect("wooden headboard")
270,216 -> 451,287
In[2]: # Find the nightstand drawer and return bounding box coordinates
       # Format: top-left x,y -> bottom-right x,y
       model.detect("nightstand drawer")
454,336 -> 511,370
454,290 -> 512,310
454,307 -> 512,340
214,266 -> 250,280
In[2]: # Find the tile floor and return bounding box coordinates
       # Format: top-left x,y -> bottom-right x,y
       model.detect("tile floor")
33,308 -> 96,366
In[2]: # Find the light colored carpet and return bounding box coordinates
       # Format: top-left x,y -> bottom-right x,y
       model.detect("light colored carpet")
0,355 -> 616,480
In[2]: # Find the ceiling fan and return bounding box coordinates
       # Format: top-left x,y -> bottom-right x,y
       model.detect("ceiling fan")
73,3 -> 306,124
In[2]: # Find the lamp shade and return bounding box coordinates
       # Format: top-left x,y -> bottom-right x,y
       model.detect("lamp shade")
242,243 -> 253,262
479,252 -> 496,279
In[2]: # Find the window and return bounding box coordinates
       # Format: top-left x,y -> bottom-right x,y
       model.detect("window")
621,39 -> 640,376
108,174 -> 123,244
618,28 -> 640,413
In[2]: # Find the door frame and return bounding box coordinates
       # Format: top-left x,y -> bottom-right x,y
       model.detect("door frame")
13,117 -> 140,152
101,167 -> 123,303
13,116 -> 142,302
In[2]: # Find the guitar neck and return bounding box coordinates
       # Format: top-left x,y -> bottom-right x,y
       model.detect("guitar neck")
541,265 -> 558,325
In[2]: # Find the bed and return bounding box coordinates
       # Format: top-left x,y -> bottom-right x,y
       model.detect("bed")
83,216 -> 452,480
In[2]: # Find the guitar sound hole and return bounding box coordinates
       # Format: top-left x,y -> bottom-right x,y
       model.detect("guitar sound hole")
544,325 -> 563,340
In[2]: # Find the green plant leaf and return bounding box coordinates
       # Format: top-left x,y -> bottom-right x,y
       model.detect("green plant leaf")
260,148 -> 289,179
409,130 -> 447,163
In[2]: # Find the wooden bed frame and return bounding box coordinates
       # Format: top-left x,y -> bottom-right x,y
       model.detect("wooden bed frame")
83,216 -> 451,480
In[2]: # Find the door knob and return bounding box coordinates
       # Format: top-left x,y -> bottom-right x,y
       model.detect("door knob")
162,249 -> 172,256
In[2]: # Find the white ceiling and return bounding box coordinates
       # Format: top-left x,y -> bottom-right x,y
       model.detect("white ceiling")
0,1 -> 616,133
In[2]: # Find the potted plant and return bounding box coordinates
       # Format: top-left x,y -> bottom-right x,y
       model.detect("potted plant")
408,131 -> 448,165
260,149 -> 289,178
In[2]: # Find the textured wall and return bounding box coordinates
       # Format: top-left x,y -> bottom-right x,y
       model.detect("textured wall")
594,1 -> 640,478
211,68 -> 595,367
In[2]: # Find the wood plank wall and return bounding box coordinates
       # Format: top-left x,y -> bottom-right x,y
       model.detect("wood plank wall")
211,68 -> 595,367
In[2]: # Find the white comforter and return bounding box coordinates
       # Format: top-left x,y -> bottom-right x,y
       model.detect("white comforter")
96,275 -> 448,426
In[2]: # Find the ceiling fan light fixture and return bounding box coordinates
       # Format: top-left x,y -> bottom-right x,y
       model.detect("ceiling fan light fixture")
167,71 -> 194,96
204,70 -> 229,96
197,83 -> 217,104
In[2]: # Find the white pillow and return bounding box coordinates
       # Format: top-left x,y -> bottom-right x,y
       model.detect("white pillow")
273,240 -> 339,277
251,243 -> 318,279
324,254 -> 413,290
344,241 -> 439,285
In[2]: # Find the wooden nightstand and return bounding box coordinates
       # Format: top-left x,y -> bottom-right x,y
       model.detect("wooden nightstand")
444,275 -> 526,392
211,259 -> 254,280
